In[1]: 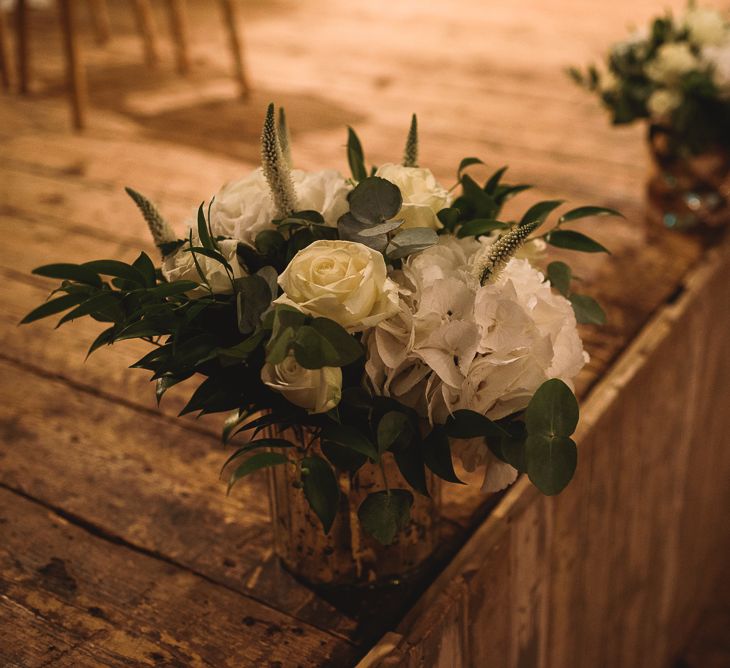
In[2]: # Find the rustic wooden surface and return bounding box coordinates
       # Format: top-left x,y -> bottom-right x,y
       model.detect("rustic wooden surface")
0,0 -> 727,666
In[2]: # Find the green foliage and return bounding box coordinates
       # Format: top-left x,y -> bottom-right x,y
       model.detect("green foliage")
524,379 -> 579,495
386,227 -> 438,259
358,490 -> 414,545
302,456 -> 340,533
347,127 -> 368,182
546,261 -> 607,325
227,451 -> 289,495
546,230 -> 610,254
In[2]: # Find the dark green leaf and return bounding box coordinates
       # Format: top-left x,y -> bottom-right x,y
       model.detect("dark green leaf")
461,174 -> 496,215
570,293 -> 607,325
57,292 -> 121,326
357,490 -> 413,545
322,423 -> 378,461
349,177 -> 403,225
525,379 -> 579,438
293,325 -> 339,369
310,318 -> 363,366
184,246 -> 234,271
322,440 -> 367,472
32,263 -> 102,287
484,166 -> 508,194
81,260 -> 146,286
393,442 -> 429,496
235,274 -> 272,335
558,206 -> 623,224
302,456 -> 340,533
150,280 -> 199,298
546,261 -> 572,297
456,218 -> 509,238
20,292 -> 88,324
255,230 -> 286,256
227,452 -> 289,494
133,252 -> 157,287
377,411 -> 414,454
347,126 -> 368,182
437,207 -> 461,231
222,438 -> 295,470
445,409 -> 510,441
525,434 -> 577,495
197,202 -> 215,251
86,326 -> 116,358
547,230 -> 610,254
422,426 -> 462,483
457,157 -> 484,179
358,219 -> 404,237
519,200 -> 564,229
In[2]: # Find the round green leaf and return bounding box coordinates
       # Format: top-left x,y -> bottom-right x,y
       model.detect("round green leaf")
525,434 -> 577,496
525,379 -> 579,437
569,294 -> 607,325
349,177 -> 403,225
357,490 -> 413,545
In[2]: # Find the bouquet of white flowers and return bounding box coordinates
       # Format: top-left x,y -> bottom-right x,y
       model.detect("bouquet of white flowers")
570,4 -> 730,154
23,106 -> 618,546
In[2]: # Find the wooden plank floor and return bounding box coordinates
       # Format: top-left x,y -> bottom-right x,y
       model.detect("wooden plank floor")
0,0 -> 726,665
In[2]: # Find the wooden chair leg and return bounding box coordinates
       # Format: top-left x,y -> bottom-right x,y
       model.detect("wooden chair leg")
0,10 -> 14,91
165,0 -> 190,75
16,0 -> 29,94
132,0 -> 159,67
57,0 -> 88,130
218,0 -> 250,98
87,0 -> 110,45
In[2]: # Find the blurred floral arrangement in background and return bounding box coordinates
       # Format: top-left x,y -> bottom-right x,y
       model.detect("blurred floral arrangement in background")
570,3 -> 730,154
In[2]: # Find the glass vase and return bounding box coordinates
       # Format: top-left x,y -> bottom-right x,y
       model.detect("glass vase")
263,424 -> 442,588
646,123 -> 730,232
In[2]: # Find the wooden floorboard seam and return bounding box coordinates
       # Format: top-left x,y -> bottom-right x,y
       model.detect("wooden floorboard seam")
0,480 -> 357,646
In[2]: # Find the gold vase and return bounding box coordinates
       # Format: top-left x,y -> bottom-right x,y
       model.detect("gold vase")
263,425 -> 442,587
646,123 -> 730,232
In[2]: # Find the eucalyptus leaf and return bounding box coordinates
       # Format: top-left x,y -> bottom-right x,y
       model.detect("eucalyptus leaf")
387,227 -> 438,259
310,318 -> 364,366
338,212 -> 388,252
358,219 -> 404,237
349,177 -> 403,225
302,456 -> 340,533
235,274 -> 272,335
358,490 -> 413,545
525,434 -> 577,495
525,378 -> 579,438
377,411 -> 414,454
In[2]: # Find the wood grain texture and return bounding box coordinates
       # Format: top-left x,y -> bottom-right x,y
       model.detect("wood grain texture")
2,0 -> 729,664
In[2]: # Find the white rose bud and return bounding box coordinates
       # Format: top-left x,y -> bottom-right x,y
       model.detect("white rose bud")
646,43 -> 700,84
374,163 -> 450,230
162,238 -> 244,297
647,89 -> 682,118
274,240 -> 399,332
261,355 -> 341,414
685,7 -> 728,47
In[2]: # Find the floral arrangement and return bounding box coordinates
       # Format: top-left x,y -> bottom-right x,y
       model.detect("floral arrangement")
570,3 -> 730,154
23,106 -> 619,544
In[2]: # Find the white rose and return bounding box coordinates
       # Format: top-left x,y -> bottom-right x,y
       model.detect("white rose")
261,355 -> 341,414
209,168 -> 350,247
647,89 -> 683,117
274,240 -> 399,332
704,43 -> 730,97
646,43 -> 700,83
374,163 -> 450,230
162,237 -> 244,297
685,7 -> 728,46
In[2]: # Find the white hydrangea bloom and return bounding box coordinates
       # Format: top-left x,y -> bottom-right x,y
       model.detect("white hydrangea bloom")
647,89 -> 683,117
209,168 -> 350,247
364,236 -> 588,492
